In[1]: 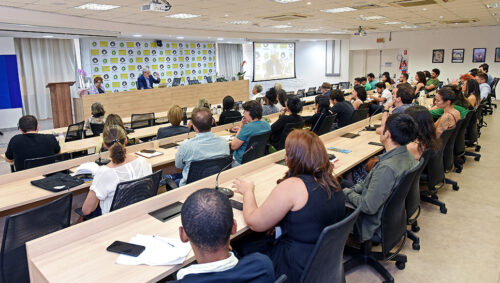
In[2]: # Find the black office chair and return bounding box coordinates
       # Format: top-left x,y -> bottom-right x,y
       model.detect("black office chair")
275,121 -> 304,150
306,87 -> 316,96
487,78 -> 498,110
205,76 -> 213,83
188,80 -> 200,85
131,113 -> 155,129
348,109 -> 369,125
420,126 -> 455,214
300,207 -> 361,283
464,107 -> 482,161
405,151 -> 430,251
165,156 -> 233,191
442,119 -> 462,190
218,114 -> 242,126
339,82 -> 350,90
331,83 -> 339,90
65,121 -> 85,142
109,171 -> 162,212
24,153 -> 69,170
172,78 -> 181,86
453,111 -> 474,173
89,123 -> 104,137
345,159 -> 424,283
0,193 -> 72,283
312,113 -> 337,135
296,89 -> 305,98
241,131 -> 271,164
316,86 -> 322,94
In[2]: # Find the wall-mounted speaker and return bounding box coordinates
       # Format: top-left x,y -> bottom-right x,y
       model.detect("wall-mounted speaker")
156,40 -> 163,47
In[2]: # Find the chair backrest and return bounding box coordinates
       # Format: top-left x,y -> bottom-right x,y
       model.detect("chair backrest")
454,110 -> 473,157
24,153 -> 69,170
422,126 -> 454,189
220,114 -> 242,125
286,91 -> 295,96
348,109 -> 369,125
316,86 -> 322,94
241,131 -> 271,164
131,113 -> 155,129
205,76 -> 213,83
438,81 -> 444,89
89,123 -> 104,137
0,193 -> 72,283
65,121 -> 85,142
490,77 -> 498,97
110,171 -> 162,212
186,156 -> 233,184
188,80 -> 199,85
381,158 -> 424,257
331,83 -> 339,90
406,150 -> 430,219
443,119 -> 462,172
313,113 -> 337,136
306,87 -> 316,96
172,77 -> 181,86
466,107 -> 480,145
300,207 -> 361,283
339,82 -> 350,90
296,89 -> 305,98
277,121 -> 305,150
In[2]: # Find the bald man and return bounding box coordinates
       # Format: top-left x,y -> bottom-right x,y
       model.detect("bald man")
137,68 -> 160,90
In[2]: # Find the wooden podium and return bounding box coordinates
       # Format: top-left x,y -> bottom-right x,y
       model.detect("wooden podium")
46,81 -> 75,128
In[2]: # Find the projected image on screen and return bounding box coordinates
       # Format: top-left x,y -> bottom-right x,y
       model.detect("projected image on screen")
253,43 -> 295,81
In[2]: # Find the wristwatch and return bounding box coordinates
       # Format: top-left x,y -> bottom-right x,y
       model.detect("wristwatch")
383,109 -> 390,113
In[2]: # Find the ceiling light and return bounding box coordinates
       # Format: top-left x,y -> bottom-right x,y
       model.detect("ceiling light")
422,8 -> 427,11
165,13 -> 200,19
329,31 -> 348,34
271,25 -> 292,28
132,34 -> 142,37
401,25 -> 418,28
439,15 -> 443,18
43,35 -> 54,38
307,2 -> 311,5
176,36 -> 185,39
359,15 -> 386,20
384,21 -> 403,24
228,20 -> 252,24
224,14 -> 229,17
75,3 -> 119,10
273,0 -> 302,3
321,7 -> 356,13
303,28 -> 321,31
486,3 -> 500,8
217,38 -> 224,40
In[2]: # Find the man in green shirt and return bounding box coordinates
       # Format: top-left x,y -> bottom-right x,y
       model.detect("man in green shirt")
343,113 -> 418,241
362,77 -> 372,91
367,73 -> 377,89
425,68 -> 440,91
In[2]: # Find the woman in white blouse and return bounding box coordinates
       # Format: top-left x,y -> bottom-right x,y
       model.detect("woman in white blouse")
82,125 -> 152,216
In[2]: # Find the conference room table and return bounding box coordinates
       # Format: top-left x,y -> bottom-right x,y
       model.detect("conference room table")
26,114 -> 385,283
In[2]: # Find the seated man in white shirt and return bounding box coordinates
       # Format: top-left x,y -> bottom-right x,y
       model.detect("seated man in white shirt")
368,82 -> 393,115
476,72 -> 491,101
250,84 -> 264,100
176,189 -> 274,282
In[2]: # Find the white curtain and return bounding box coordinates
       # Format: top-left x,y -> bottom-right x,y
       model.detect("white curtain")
217,44 -> 243,80
14,38 -> 77,119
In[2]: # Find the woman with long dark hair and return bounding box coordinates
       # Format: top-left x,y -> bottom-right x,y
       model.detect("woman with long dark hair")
351,85 -> 367,110
232,129 -> 345,283
414,71 -> 427,95
404,105 -> 439,160
463,78 -> 481,108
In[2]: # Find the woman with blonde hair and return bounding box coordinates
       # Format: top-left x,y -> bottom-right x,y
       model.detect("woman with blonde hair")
157,105 -> 189,139
82,125 -> 152,216
232,129 -> 345,282
84,102 -> 106,130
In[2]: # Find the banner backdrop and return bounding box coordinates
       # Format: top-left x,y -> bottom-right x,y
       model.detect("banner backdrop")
81,39 -> 217,92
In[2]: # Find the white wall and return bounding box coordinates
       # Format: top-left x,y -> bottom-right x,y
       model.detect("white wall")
350,49 -> 402,81
0,37 -> 23,129
349,26 -> 500,81
242,40 -> 350,96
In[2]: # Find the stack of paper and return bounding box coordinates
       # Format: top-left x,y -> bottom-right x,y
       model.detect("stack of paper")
135,151 -> 164,158
116,234 -> 192,266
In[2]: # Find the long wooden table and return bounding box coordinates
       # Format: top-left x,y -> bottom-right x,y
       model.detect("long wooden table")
26,114 -> 384,283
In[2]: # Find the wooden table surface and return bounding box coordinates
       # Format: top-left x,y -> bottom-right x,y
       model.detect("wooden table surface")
26,114 -> 384,283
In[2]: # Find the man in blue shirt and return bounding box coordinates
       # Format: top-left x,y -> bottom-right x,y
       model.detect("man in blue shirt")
320,82 -> 331,96
231,101 -> 271,166
479,63 -> 494,87
137,68 -> 161,89
175,107 -> 229,186
176,189 -> 274,282
367,73 -> 377,89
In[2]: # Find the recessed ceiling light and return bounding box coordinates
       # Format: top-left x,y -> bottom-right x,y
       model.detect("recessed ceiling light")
165,13 -> 200,19
422,8 -> 427,11
132,34 -> 142,37
273,0 -> 302,3
224,14 -> 229,17
486,3 -> 500,8
176,36 -> 184,39
439,15 -> 443,18
217,38 -> 224,41
359,15 -> 386,20
401,25 -> 418,29
303,28 -> 321,31
43,35 -> 54,38
307,2 -> 311,5
329,31 -> 348,34
271,25 -> 292,28
228,20 -> 252,24
384,21 -> 403,25
75,3 -> 119,10
321,7 -> 356,13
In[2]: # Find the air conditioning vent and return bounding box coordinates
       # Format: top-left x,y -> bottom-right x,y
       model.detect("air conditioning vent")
263,14 -> 308,21
351,4 -> 386,10
345,26 -> 377,31
440,18 -> 479,24
390,0 -> 437,7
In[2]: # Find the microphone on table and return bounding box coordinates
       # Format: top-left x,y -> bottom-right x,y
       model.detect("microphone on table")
95,142 -> 110,166
215,142 -> 259,198
365,105 -> 384,131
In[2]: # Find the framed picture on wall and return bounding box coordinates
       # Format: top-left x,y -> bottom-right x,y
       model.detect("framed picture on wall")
495,48 -> 500,62
472,48 -> 486,63
451,49 -> 464,63
432,49 -> 444,63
